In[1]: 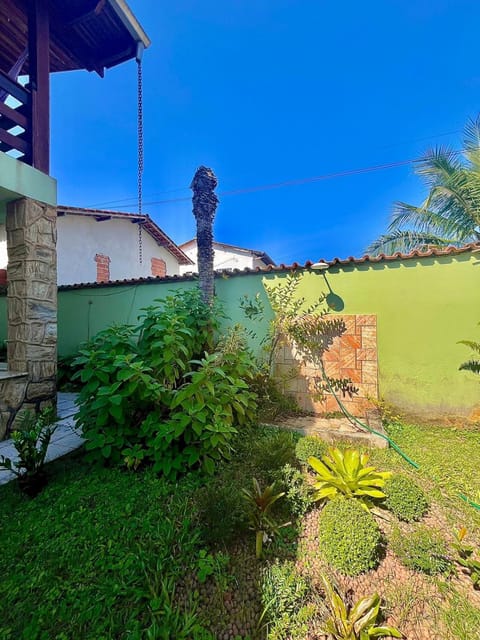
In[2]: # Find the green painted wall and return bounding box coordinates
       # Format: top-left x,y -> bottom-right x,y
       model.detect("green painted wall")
266,253 -> 480,420
0,251 -> 477,419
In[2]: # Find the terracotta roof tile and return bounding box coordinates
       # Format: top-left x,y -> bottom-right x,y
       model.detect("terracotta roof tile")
57,242 -> 480,291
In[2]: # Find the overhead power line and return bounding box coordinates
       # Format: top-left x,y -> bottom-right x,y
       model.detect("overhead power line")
85,127 -> 463,209
100,148 -> 464,211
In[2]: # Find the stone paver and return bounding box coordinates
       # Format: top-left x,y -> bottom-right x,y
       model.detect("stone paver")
0,392 -> 83,486
272,412 -> 388,448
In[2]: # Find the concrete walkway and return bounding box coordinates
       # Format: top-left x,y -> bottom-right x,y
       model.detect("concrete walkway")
0,392 -> 83,486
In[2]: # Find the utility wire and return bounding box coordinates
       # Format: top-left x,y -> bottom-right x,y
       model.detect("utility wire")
85,128 -> 464,209
100,148 -> 465,211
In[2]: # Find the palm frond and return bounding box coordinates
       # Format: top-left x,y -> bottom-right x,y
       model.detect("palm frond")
458,340 -> 480,355
459,360 -> 480,375
463,115 -> 480,153
365,230 -> 455,256
369,114 -> 480,254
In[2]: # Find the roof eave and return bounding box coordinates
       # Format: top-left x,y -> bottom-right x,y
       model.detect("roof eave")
108,0 -> 151,50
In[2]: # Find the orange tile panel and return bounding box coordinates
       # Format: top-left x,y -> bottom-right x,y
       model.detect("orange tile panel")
340,368 -> 362,383
341,334 -> 362,349
357,348 -> 377,361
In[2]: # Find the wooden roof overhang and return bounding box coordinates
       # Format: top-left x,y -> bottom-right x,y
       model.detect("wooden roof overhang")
0,0 -> 150,77
0,0 -> 149,175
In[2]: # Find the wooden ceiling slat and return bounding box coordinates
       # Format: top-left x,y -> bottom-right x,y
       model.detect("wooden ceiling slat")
1,0 -> 136,76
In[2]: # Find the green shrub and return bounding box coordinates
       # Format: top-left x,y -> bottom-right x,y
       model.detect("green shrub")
195,477 -> 249,546
391,525 -> 452,575
57,353 -> 84,391
260,560 -> 314,639
383,474 -> 429,522
319,498 -> 381,576
251,369 -> 299,421
248,428 -> 298,481
295,436 -> 328,465
274,463 -> 314,518
74,291 -> 258,479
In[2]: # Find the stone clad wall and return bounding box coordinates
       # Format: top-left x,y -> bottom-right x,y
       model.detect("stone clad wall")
275,314 -> 378,417
0,198 -> 57,438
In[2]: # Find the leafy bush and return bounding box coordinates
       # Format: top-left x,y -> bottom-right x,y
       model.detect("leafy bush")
249,428 -> 298,480
195,476 -> 249,546
73,291 -> 258,479
251,368 -> 300,421
57,353 -> 84,391
233,426 -> 298,480
309,447 -> 391,510
383,474 -> 429,522
295,435 -> 328,465
391,525 -> 452,575
319,498 -> 381,576
274,463 -> 314,518
260,560 -> 314,640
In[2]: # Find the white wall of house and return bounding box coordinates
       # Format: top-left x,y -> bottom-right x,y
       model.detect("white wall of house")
56,216 -> 181,284
179,242 -> 260,274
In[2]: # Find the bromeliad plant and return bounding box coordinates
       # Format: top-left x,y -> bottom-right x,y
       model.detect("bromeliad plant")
309,447 -> 391,510
0,408 -> 57,496
453,527 -> 480,589
321,574 -> 402,639
242,478 -> 289,559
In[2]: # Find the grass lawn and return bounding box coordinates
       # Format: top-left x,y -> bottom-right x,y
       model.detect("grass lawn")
1,422 -> 480,639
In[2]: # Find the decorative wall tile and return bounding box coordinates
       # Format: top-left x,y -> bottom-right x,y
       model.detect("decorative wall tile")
275,314 -> 378,417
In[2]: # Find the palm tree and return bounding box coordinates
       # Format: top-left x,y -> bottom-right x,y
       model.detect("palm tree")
459,330 -> 480,376
367,116 -> 480,255
190,166 -> 218,305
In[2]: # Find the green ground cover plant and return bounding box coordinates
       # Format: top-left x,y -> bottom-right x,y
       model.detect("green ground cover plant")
318,498 -> 381,576
260,560 -> 314,640
0,455 -> 210,639
391,525 -> 452,575
383,473 -> 429,522
295,435 -> 328,465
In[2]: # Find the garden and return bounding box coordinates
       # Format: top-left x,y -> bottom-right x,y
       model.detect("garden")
1,286 -> 480,640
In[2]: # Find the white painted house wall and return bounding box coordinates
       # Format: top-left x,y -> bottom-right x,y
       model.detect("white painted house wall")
57,216 -> 181,284
179,242 -> 265,274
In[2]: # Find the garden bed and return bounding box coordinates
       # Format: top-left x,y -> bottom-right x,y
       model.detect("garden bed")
1,421 -> 480,639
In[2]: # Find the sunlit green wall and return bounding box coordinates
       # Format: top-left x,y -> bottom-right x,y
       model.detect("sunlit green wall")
0,251 -> 477,419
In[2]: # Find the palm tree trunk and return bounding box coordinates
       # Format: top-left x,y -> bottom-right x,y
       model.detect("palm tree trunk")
190,166 -> 218,305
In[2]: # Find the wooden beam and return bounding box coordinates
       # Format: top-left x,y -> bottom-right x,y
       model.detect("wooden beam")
0,128 -> 31,155
28,0 -> 50,174
0,101 -> 29,131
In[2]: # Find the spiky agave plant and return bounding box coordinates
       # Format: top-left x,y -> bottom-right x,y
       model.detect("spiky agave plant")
308,447 -> 391,510
321,574 -> 402,639
241,478 -> 289,558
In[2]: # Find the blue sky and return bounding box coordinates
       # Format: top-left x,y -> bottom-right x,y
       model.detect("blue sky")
50,0 -> 480,264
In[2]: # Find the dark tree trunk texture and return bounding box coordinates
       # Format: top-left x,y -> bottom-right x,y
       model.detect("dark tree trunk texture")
191,166 -> 218,305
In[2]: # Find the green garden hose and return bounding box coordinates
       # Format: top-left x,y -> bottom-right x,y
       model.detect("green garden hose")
319,360 -> 480,513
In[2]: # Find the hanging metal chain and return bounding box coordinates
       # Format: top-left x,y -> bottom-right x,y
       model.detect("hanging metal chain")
137,54 -> 144,264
